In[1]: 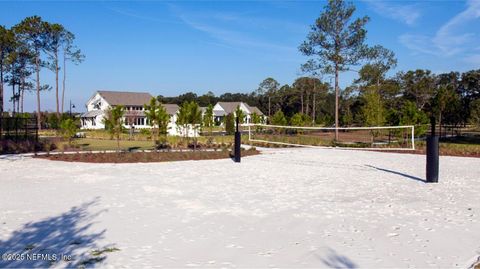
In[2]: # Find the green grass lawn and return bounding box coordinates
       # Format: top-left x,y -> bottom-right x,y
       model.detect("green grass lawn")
64,138 -> 156,151
56,135 -> 237,152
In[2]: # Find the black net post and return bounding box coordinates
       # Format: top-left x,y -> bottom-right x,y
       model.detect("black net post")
234,116 -> 241,163
426,116 -> 439,183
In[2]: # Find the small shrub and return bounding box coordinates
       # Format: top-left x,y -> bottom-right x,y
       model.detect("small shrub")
0,139 -> 56,154
59,118 -> 79,145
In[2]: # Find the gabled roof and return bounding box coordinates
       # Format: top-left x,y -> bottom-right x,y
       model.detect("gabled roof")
81,110 -> 104,118
162,104 -> 179,115
250,106 -> 264,116
216,102 -> 250,114
96,91 -> 153,106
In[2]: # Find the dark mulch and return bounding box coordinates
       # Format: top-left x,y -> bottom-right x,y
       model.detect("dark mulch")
372,148 -> 480,158
35,149 -> 260,163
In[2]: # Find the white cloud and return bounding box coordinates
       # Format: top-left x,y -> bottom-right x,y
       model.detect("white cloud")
363,0 -> 421,26
400,0 -> 480,58
170,6 -> 298,55
178,15 -> 296,53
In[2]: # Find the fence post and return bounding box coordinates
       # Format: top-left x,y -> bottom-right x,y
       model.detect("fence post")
24,117 -> 27,139
35,117 -> 39,142
6,117 -> 10,139
15,117 -> 18,142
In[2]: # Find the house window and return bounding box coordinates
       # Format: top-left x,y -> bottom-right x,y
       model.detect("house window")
135,118 -> 143,125
91,118 -> 96,126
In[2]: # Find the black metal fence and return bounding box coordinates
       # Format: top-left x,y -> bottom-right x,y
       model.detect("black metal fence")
0,116 -> 38,141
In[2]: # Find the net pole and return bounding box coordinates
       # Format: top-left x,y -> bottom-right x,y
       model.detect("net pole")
248,124 -> 251,141
411,126 -> 415,150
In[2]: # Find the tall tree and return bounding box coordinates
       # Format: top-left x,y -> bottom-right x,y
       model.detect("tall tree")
399,70 -> 436,110
61,30 -> 84,114
13,16 -> 47,130
363,45 -> 397,88
5,45 -> 20,114
0,26 -> 15,115
5,34 -> 35,115
16,46 -> 34,114
44,23 -> 65,118
300,0 -> 370,140
257,78 -> 279,118
432,85 -> 456,136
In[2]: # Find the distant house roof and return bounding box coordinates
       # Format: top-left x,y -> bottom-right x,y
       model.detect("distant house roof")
216,102 -> 249,114
213,110 -> 227,117
250,106 -> 264,116
162,104 -> 179,115
96,91 -> 153,106
81,110 -> 104,118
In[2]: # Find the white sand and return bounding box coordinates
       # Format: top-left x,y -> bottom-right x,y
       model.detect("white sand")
0,148 -> 479,268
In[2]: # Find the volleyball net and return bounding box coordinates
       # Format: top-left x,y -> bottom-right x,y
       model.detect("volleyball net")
247,124 -> 415,150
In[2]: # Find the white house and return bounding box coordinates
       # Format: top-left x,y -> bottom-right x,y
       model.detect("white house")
81,91 -> 266,137
81,91 -> 182,136
212,102 -> 265,125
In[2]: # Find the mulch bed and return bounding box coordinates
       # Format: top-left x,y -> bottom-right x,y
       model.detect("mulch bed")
35,149 -> 260,163
371,148 -> 480,158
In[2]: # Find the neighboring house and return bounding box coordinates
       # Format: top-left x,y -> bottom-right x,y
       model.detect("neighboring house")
80,90 -> 180,136
212,102 -> 265,125
81,91 -> 266,136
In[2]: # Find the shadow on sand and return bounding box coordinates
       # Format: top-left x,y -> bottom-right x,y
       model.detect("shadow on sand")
317,248 -> 357,269
0,197 -> 115,268
365,164 -> 425,183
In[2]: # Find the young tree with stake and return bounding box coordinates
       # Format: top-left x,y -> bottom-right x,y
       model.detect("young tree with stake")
203,104 -> 214,136
103,105 -> 125,150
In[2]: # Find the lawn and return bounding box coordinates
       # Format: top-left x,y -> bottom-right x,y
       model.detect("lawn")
54,135 -> 238,152
66,138 -> 156,151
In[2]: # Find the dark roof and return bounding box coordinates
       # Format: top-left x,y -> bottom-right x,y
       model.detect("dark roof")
97,91 -> 153,106
162,104 -> 179,115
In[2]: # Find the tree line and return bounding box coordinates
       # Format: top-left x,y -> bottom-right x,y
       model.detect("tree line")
155,0 -> 480,137
0,16 -> 84,129
152,67 -> 480,137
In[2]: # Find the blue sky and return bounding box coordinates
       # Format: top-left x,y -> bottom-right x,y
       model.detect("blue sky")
1,0 -> 479,112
